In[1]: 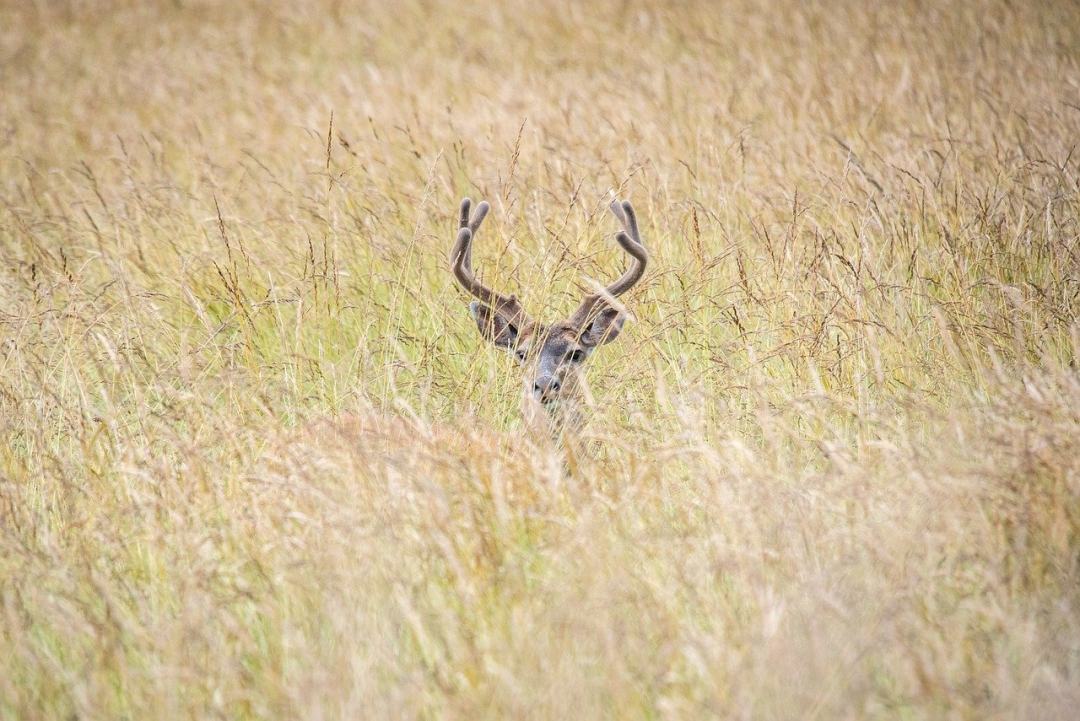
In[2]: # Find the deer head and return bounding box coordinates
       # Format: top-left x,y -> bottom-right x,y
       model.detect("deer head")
450,197 -> 647,429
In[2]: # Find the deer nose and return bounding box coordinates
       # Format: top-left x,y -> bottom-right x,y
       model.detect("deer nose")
533,378 -> 561,397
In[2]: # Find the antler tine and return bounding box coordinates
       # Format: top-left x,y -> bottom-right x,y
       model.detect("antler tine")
449,198 -> 525,322
457,197 -> 489,269
569,199 -> 648,328
619,200 -> 641,245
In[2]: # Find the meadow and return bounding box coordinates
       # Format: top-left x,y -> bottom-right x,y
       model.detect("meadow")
1,0 -> 1078,718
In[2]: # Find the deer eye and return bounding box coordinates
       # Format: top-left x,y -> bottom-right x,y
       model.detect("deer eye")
515,349 -> 527,362
568,349 -> 586,363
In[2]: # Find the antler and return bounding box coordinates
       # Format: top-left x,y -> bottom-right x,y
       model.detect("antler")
568,199 -> 648,328
449,198 -> 527,323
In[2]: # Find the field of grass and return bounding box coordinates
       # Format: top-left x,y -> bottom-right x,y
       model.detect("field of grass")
2,0 -> 1079,718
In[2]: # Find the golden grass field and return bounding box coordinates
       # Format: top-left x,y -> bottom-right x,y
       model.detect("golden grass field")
2,0 -> 1079,718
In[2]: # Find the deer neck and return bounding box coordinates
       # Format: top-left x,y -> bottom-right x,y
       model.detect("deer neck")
520,389 -> 586,444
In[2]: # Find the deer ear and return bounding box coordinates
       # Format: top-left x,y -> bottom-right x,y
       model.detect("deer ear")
580,307 -> 625,347
469,301 -> 519,348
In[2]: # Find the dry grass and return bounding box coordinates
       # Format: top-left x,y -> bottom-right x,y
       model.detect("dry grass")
2,0 -> 1079,718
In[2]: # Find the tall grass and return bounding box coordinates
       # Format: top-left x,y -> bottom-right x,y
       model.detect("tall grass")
1,0 -> 1078,718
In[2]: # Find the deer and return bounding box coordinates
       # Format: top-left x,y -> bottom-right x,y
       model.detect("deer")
264,197 -> 647,482
449,197 -> 648,453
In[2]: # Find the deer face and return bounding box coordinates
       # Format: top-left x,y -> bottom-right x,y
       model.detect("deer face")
452,198 -> 645,414
469,313 -> 626,404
